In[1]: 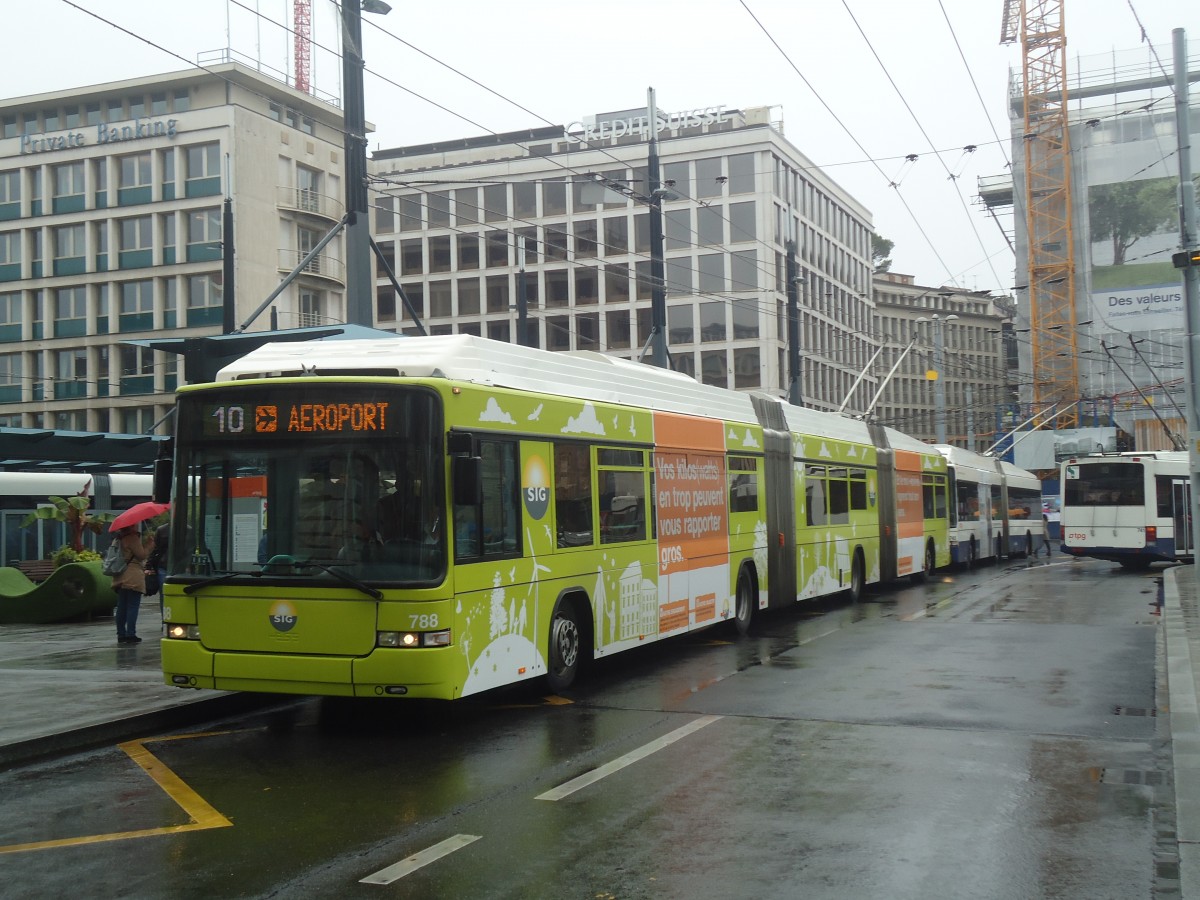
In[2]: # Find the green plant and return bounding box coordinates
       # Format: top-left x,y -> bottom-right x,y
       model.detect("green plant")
21,494 -> 115,553
50,546 -> 102,568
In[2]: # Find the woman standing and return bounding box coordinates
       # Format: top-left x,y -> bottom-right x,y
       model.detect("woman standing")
111,525 -> 152,644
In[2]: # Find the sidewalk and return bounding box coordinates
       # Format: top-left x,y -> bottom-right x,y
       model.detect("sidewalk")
1164,564 -> 1200,896
0,594 -> 258,766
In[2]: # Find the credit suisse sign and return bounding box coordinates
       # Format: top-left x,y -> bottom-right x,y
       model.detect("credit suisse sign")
565,106 -> 729,144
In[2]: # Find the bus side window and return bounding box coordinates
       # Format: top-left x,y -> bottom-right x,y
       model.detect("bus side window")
554,442 -> 593,547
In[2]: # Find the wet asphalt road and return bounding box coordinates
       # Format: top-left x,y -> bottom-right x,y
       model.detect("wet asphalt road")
0,555 -> 1172,899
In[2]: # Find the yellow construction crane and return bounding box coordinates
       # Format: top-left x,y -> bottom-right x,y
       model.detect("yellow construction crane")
1001,0 -> 1080,429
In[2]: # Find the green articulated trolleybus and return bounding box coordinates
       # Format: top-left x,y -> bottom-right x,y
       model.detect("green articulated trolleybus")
160,335 -> 949,700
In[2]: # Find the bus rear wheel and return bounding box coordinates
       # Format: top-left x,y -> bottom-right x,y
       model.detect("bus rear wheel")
546,600 -> 583,692
912,540 -> 934,583
734,568 -> 756,636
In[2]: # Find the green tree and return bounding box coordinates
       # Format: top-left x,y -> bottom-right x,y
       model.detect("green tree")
871,232 -> 894,273
1088,177 -> 1176,266
21,494 -> 114,554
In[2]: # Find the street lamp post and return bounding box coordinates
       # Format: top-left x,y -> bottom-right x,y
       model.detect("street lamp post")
341,0 -> 390,327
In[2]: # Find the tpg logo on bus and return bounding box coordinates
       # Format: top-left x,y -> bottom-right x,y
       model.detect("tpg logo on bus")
269,600 -> 298,632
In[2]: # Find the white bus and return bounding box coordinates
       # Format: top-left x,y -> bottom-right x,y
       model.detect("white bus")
1060,451 -> 1194,569
936,446 -> 1044,565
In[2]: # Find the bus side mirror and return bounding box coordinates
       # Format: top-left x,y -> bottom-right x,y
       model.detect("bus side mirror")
153,454 -> 174,504
452,456 -> 482,507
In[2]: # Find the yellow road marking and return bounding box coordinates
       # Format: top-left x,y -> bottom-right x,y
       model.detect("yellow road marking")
0,731 -> 235,855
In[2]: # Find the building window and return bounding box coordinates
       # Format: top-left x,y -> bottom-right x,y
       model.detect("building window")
0,170 -> 19,216
698,253 -> 725,293
665,209 -> 691,250
733,347 -> 760,388
53,224 -> 86,277
457,234 -> 479,270
55,348 -> 88,399
119,344 -> 155,394
400,238 -> 423,276
297,165 -> 321,213
0,231 -> 22,280
731,249 -> 757,291
187,274 -> 223,325
429,280 -> 452,318
375,194 -> 394,233
160,148 -> 176,200
186,208 -> 222,262
118,216 -> 153,268
185,142 -> 221,197
429,235 -> 451,273
0,292 -> 19,326
119,280 -> 153,332
699,301 -> 726,342
604,264 -> 630,303
729,201 -> 756,242
299,289 -> 323,327
118,152 -> 152,200
700,349 -> 727,387
0,352 -> 22,402
400,195 -> 422,231
457,278 -> 480,316
428,191 -> 450,227
728,153 -> 755,194
668,303 -> 695,343
52,162 -> 85,214
486,275 -> 509,313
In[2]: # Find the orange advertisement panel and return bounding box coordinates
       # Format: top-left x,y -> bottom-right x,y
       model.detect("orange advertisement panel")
659,599 -> 689,634
894,450 -> 925,539
695,592 -> 716,624
653,448 -> 729,574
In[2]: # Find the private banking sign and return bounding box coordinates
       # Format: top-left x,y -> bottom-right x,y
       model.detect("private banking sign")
564,106 -> 729,143
18,117 -> 180,154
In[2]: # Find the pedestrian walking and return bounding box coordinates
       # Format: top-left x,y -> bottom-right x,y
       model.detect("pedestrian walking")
1040,513 -> 1054,558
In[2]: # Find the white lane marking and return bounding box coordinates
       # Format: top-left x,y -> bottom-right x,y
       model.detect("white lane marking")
360,834 -> 481,885
535,714 -> 723,802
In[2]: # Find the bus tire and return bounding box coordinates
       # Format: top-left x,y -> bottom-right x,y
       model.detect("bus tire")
1024,532 -> 1033,558
546,597 -> 585,693
912,540 -> 935,583
734,567 -> 756,636
847,551 -> 865,603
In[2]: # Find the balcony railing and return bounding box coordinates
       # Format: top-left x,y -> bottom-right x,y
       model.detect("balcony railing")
277,186 -> 343,221
277,249 -> 345,285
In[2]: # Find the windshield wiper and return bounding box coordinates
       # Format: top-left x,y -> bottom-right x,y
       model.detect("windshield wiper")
182,559 -> 383,600
295,560 -> 383,600
183,570 -> 265,594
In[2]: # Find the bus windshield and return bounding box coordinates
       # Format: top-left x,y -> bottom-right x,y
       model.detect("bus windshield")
1064,461 -> 1144,507
172,385 -> 446,586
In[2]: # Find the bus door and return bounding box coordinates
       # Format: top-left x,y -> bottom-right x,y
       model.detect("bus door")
1172,478 -> 1194,558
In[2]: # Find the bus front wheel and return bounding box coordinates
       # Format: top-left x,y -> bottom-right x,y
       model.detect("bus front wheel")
546,599 -> 583,692
912,540 -> 934,583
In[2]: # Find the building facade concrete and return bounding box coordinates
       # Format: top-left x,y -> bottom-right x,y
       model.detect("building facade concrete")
367,105 -> 878,411
0,61 -> 350,433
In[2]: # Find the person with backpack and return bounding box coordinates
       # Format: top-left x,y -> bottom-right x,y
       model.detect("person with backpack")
109,525 -> 153,644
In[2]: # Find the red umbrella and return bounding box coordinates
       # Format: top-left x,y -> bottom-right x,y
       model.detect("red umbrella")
109,501 -> 170,532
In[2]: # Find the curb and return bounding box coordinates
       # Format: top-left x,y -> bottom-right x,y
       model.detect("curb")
0,692 -> 287,768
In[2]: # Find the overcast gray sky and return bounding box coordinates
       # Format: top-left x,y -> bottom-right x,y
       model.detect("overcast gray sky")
7,0 -> 1199,296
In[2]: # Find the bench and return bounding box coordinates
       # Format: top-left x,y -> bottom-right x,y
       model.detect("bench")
14,560 -> 55,583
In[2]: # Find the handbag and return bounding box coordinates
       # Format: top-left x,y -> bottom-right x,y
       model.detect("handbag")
143,566 -> 162,596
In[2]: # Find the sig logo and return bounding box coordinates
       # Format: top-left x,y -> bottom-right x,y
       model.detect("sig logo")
523,455 -> 550,520
269,600 -> 298,632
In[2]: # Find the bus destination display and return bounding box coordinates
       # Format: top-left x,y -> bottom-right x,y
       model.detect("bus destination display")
202,401 -> 393,437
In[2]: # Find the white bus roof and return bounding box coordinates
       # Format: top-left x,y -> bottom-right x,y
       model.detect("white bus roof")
213,335 -> 917,451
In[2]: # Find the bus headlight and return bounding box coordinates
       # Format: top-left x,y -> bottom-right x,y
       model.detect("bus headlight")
377,629 -> 451,648
167,624 -> 201,640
